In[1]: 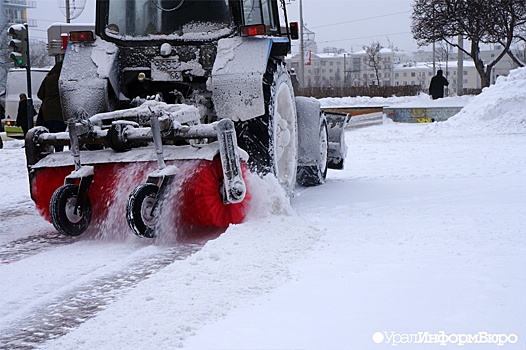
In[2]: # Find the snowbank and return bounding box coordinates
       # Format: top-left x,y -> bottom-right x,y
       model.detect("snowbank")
319,93 -> 472,109
444,67 -> 526,133
319,94 -> 423,108
388,94 -> 471,108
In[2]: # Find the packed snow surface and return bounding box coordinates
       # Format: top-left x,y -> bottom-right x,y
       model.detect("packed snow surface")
0,68 -> 525,349
320,92 -> 473,108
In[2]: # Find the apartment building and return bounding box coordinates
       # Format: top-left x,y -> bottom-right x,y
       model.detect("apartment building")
290,52 -> 346,88
1,0 -> 37,28
393,60 -> 480,94
1,0 -> 37,89
286,43 -> 521,94
288,47 -> 409,88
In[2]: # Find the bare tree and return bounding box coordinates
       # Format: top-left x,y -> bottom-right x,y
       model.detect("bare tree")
30,41 -> 53,68
1,23 -> 14,91
511,42 -> 526,66
363,41 -> 382,86
1,26 -> 52,92
436,40 -> 453,64
493,0 -> 526,67
412,0 -> 526,87
436,40 -> 453,94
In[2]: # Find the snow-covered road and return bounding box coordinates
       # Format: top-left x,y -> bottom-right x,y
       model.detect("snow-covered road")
0,68 -> 525,349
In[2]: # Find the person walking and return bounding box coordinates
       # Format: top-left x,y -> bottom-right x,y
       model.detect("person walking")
0,104 -> 5,132
37,61 -> 66,151
429,69 -> 449,100
16,93 -> 36,137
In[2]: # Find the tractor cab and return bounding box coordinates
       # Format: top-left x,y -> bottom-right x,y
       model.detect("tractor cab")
84,0 -> 296,112
96,0 -> 290,44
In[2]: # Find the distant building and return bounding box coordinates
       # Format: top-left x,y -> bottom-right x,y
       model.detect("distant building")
393,61 -> 479,95
393,61 -> 433,89
286,42 -> 521,95
347,47 -> 410,87
1,0 -> 37,90
287,47 -> 410,88
0,0 -> 37,28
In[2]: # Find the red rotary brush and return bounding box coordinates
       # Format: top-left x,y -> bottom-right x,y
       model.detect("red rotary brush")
179,157 -> 251,228
31,163 -> 139,224
32,166 -> 73,221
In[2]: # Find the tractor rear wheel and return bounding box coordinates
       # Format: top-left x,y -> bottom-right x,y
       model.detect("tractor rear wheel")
126,183 -> 159,238
236,60 -> 298,196
50,184 -> 92,236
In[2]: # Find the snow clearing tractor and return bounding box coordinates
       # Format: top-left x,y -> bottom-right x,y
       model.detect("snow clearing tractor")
25,0 -> 349,239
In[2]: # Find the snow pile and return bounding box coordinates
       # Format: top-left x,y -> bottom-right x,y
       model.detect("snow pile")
445,67 -> 526,133
245,173 -> 295,219
319,94 -> 423,108
320,93 -> 472,109
0,137 -> 23,149
388,94 -> 471,108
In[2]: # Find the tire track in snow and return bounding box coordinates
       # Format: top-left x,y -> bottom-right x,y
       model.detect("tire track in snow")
0,244 -> 202,350
0,232 -> 77,265
1,204 -> 35,219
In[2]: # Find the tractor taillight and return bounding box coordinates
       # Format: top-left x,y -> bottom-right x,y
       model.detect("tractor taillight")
69,31 -> 95,43
240,24 -> 266,37
61,33 -> 68,50
289,22 -> 299,40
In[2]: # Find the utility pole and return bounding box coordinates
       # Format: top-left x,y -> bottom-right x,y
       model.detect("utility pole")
8,23 -> 33,134
298,0 -> 305,87
433,41 -> 437,75
432,0 -> 436,74
25,24 -> 33,134
457,34 -> 463,95
343,53 -> 346,87
66,0 -> 71,23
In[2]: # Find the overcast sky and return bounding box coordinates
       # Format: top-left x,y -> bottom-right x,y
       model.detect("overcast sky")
286,0 -> 420,53
29,0 -> 422,53
28,0 -> 96,41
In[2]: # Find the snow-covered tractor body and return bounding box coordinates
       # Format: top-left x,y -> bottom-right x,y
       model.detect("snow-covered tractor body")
26,0 -> 349,238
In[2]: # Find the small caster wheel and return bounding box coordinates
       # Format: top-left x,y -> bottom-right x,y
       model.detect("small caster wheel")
126,183 -> 159,238
50,184 -> 92,236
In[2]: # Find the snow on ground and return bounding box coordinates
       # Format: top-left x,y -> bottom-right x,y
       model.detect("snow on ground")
319,92 -> 473,109
0,68 -> 525,349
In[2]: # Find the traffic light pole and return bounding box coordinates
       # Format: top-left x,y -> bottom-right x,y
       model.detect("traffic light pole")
8,23 -> 34,135
24,24 -> 33,135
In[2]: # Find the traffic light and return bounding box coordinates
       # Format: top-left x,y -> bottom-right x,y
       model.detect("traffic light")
8,24 -> 28,67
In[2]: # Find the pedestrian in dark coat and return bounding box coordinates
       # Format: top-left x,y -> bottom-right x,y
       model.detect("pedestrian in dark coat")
16,93 -> 36,137
37,61 -> 66,151
429,69 -> 449,100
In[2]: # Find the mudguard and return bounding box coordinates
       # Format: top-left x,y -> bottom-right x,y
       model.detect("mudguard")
296,96 -> 325,168
59,38 -> 120,121
325,111 -> 350,169
210,36 -> 289,122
